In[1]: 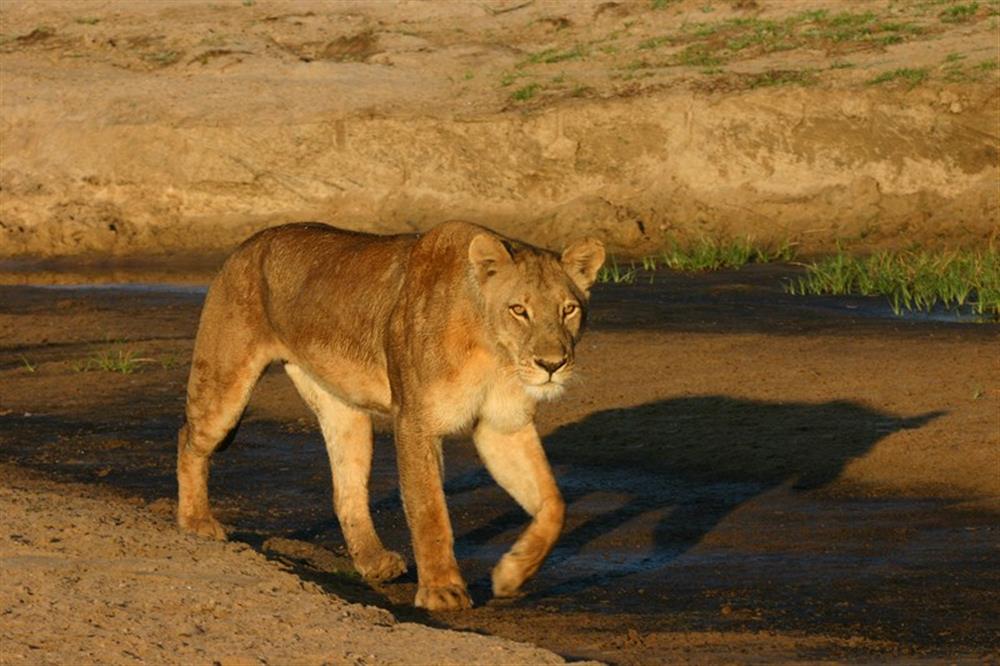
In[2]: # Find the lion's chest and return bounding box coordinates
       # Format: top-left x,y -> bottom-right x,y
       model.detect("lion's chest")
423,353 -> 534,435
479,380 -> 535,433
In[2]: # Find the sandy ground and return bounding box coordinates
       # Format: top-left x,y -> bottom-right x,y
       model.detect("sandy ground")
1,270 -> 997,664
1,0 -> 998,258
0,465 -> 585,666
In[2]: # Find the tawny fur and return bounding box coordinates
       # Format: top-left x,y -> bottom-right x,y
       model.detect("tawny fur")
177,221 -> 604,610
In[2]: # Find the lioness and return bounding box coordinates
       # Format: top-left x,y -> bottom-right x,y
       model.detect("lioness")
177,221 -> 604,610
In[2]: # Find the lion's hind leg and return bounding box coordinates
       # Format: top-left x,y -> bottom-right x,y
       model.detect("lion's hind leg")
284,363 -> 407,584
472,422 -> 565,597
178,284 -> 273,540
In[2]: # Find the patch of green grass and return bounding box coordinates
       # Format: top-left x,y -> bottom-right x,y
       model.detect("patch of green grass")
522,44 -> 585,66
78,347 -> 154,374
597,257 -> 639,284
659,238 -> 796,271
724,19 -> 795,52
597,239 -> 797,285
802,11 -> 880,42
674,9 -> 924,66
652,0 -> 679,9
786,249 -> 1000,319
940,2 -> 979,22
867,67 -> 929,87
673,44 -> 724,67
941,61 -> 987,82
940,52 -> 994,82
75,17 -> 101,25
879,21 -> 925,34
977,58 -> 999,70
510,83 -> 540,101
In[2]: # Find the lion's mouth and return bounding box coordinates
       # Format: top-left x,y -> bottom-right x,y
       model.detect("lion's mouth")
523,378 -> 567,401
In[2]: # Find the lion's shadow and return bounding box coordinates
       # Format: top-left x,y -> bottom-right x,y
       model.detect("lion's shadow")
447,396 -> 942,600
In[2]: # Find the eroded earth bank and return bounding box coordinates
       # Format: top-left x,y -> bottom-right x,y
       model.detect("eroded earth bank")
1,0 -> 998,259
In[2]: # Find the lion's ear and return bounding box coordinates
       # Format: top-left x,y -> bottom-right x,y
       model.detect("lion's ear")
469,233 -> 512,281
561,238 -> 605,294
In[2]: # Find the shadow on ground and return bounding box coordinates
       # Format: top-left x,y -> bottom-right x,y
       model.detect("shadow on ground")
2,380 -> 995,659
444,397 -> 942,600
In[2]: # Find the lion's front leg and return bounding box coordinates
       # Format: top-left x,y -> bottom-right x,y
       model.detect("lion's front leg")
473,421 -> 565,598
395,414 -> 471,611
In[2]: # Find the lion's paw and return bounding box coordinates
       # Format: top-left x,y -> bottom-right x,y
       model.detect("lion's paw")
179,515 -> 228,541
491,555 -> 525,598
357,549 -> 407,583
415,584 -> 472,611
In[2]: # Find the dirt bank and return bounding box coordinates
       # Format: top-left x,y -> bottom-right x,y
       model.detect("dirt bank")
2,0 -> 998,259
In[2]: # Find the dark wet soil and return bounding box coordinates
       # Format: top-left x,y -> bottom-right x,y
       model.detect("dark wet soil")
1,266 -> 998,664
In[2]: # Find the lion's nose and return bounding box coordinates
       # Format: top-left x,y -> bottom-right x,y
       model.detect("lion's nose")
535,356 -> 567,375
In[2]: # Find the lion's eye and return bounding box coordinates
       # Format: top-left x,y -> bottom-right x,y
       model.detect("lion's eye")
509,304 -> 529,319
563,303 -> 578,317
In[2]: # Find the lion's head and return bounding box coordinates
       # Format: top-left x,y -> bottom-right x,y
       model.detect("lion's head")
468,233 -> 605,400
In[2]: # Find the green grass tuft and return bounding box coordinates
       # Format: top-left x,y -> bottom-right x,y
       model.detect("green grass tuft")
499,70 -> 528,87
597,239 -> 795,285
786,249 -> 1000,319
673,44 -> 724,67
510,83 -> 540,101
597,257 -> 640,284
940,2 -> 979,22
867,67 -> 929,87
660,238 -> 795,271
77,347 -> 154,374
523,44 -> 586,66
